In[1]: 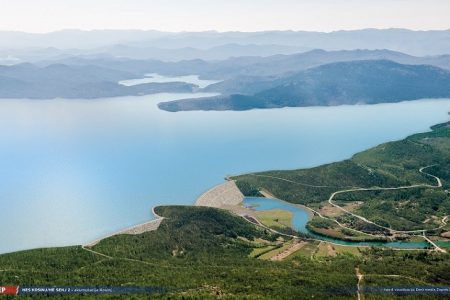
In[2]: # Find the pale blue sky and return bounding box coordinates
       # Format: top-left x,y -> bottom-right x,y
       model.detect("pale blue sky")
1,0 -> 449,33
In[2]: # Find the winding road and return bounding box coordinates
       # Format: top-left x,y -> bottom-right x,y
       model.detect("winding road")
326,165 -> 447,252
250,174 -> 332,188
327,166 -> 445,231
249,165 -> 448,252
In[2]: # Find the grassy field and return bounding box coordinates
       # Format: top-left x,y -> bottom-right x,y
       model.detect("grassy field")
255,209 -> 293,229
258,240 -> 294,260
286,241 -> 321,259
332,244 -> 363,256
249,245 -> 277,258
316,242 -> 334,257
314,242 -> 363,258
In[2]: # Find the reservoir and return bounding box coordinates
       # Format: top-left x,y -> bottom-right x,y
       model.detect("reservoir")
243,197 -> 432,249
0,75 -> 450,253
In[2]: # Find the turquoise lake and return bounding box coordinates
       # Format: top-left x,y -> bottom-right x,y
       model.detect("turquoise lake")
243,197 -> 432,249
0,87 -> 449,253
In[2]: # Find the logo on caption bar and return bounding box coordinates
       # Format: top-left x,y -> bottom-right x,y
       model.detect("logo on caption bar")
0,286 -> 18,295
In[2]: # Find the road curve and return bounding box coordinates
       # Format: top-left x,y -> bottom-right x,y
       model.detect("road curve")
327,165 -> 446,235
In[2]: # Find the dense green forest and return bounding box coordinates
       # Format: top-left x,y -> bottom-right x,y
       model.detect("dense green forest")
0,206 -> 449,299
334,188 -> 449,231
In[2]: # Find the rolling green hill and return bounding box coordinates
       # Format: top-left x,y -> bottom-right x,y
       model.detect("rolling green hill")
1,206 -> 449,299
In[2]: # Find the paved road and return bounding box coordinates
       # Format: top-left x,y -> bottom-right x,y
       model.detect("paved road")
327,165 -> 446,234
422,232 -> 447,253
251,165 -> 447,252
250,174 -> 332,188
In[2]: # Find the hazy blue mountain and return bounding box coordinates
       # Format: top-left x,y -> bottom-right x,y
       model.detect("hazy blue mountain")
0,44 -> 308,64
41,49 -> 450,82
0,63 -> 196,99
3,49 -> 450,100
257,60 -> 450,106
200,49 -> 450,91
2,29 -> 450,56
158,60 -> 450,111
419,54 -> 450,70
0,30 -> 168,50
92,43 -> 308,61
126,29 -> 450,56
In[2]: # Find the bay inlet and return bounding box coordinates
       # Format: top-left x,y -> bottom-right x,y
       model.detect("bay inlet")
0,74 -> 450,253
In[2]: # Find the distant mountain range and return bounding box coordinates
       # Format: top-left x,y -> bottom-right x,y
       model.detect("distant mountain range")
2,49 -> 450,101
198,49 -> 450,88
38,48 -> 450,80
1,28 -> 450,61
0,44 -> 309,65
158,60 -> 450,112
0,63 -> 195,99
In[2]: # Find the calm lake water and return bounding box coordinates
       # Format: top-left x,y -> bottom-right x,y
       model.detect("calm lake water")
119,73 -> 221,88
0,85 -> 449,253
243,197 -> 431,249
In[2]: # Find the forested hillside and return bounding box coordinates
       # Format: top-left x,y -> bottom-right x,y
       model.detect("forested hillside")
0,206 -> 448,299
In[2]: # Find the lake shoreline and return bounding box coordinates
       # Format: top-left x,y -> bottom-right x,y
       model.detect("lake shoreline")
1,97 -> 449,254
84,206 -> 164,247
